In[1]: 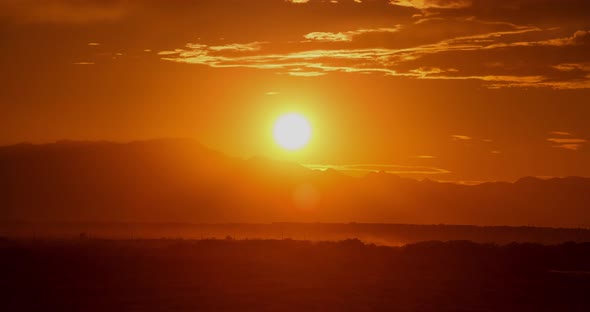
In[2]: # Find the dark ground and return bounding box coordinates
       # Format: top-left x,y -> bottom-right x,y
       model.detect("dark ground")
2,238 -> 590,311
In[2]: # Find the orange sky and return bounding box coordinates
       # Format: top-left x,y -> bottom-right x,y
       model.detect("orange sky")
0,0 -> 589,182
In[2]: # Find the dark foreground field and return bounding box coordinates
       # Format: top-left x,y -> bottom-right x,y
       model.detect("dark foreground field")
2,239 -> 590,311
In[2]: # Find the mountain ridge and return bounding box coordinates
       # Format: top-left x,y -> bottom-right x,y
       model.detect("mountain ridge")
1,139 -> 589,227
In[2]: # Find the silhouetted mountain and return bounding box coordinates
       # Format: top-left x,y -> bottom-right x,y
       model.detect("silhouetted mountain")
1,139 -> 589,227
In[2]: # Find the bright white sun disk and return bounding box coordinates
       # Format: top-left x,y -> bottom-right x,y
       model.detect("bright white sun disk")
273,113 -> 312,150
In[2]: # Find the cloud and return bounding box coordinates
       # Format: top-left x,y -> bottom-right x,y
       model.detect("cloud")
553,63 -> 590,72
304,163 -> 450,175
568,30 -> 590,45
72,62 -> 95,65
304,32 -> 351,42
159,28 -> 590,87
160,19 -> 533,76
550,131 -> 573,136
547,138 -> 587,144
157,42 -> 265,60
547,137 -> 588,150
287,71 -> 327,77
153,8 -> 590,89
303,27 -> 400,42
390,0 -> 472,9
159,43 -> 403,74
534,30 -> 590,47
553,144 -> 585,151
208,42 -> 266,52
452,135 -> 472,140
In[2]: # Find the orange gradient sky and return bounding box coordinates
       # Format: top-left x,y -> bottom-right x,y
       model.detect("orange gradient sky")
1,0 -> 589,182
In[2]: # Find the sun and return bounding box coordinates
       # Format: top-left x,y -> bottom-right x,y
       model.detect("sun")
273,113 -> 312,151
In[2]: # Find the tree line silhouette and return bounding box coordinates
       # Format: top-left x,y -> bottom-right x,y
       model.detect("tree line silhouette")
2,238 -> 590,311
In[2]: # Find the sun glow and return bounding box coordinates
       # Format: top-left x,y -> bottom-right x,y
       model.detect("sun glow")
273,113 -> 312,150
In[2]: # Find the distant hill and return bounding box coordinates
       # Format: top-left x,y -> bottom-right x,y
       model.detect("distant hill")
1,139 -> 589,227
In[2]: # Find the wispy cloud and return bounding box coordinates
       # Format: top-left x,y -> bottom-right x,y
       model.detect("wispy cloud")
553,63 -> 590,72
287,71 -> 327,77
304,32 -> 351,42
452,135 -> 472,140
538,30 -> 589,47
390,0 -> 472,9
208,42 -> 265,52
552,144 -> 586,151
156,14 -> 590,89
547,137 -> 588,150
304,163 -> 450,175
547,138 -> 587,144
303,27 -> 400,42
